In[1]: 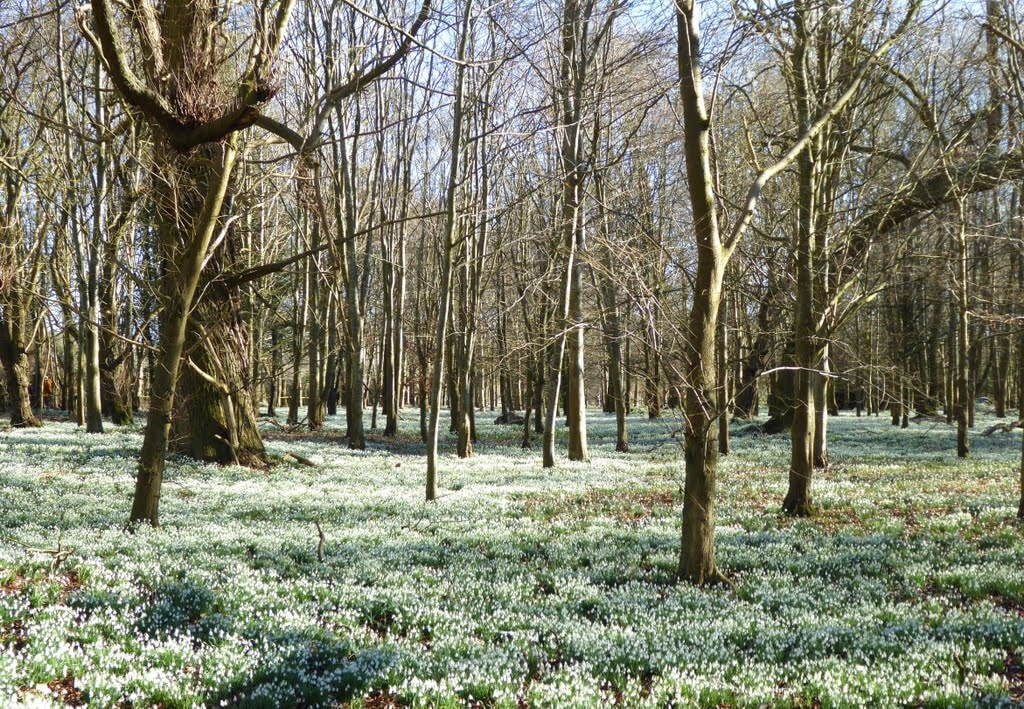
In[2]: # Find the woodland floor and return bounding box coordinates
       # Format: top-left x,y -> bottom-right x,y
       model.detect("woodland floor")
1,407 -> 1023,707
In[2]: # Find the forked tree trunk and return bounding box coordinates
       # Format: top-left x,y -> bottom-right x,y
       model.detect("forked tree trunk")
335,132 -> 366,451
676,0 -> 727,585
131,140 -> 239,525
542,269 -> 571,468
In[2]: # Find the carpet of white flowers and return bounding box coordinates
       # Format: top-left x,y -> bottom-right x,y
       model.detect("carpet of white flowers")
1,407 -> 1023,707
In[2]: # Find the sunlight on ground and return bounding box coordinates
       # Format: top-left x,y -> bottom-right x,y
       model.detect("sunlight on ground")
1,410 -> 1022,706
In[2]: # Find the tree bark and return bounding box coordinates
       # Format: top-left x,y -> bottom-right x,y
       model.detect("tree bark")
784,10 -> 817,516
426,0 -> 470,499
955,204 -> 970,458
813,347 -> 829,468
676,0 -> 726,585
0,322 -> 40,428
84,56 -> 106,434
132,140 -> 239,525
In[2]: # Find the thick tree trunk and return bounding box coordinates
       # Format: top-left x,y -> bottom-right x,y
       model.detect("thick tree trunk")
0,336 -> 40,428
172,291 -> 267,467
456,365 -> 473,458
345,324 -> 365,449
100,365 -> 133,426
783,21 -> 817,517
765,354 -> 796,433
676,0 -> 727,585
83,294 -> 104,432
132,140 -> 238,525
62,326 -> 77,415
785,365 -> 815,515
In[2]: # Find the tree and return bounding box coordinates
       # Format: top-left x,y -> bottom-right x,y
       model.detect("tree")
85,0 -> 296,523
426,0 -> 472,501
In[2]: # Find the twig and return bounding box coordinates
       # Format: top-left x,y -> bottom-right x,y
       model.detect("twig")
283,451 -> 316,467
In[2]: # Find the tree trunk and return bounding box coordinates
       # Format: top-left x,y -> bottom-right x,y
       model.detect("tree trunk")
132,140 -> 239,525
84,57 -> 106,434
268,327 -> 280,418
598,247 -> 628,452
172,289 -> 267,467
390,241 -> 405,434
717,298 -> 730,456
676,0 -> 728,585
993,334 -> 1009,418
1018,424 -> 1024,519
325,297 -> 340,417
735,280 -> 776,418
812,347 -> 829,468
783,15 -> 816,517
307,227 -> 324,431
288,259 -> 307,425
0,327 -> 40,428
955,205 -> 970,458
566,245 -> 588,461
426,0 -> 470,499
